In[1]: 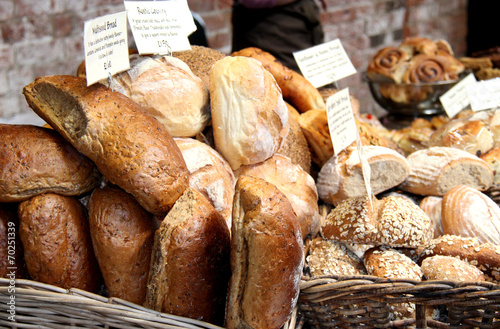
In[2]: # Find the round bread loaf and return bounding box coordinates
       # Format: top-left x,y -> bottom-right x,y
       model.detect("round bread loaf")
364,246 -> 423,280
107,55 -> 210,137
226,175 -> 303,329
317,145 -> 410,206
421,255 -> 486,282
23,75 -> 189,216
277,114 -> 312,174
145,187 -> 231,326
306,238 -> 367,277
88,185 -> 155,305
0,124 -> 101,202
399,146 -> 493,196
419,196 -> 443,238
480,146 -> 500,188
174,137 -> 235,230
234,154 -> 320,240
18,193 -> 102,292
209,56 -> 289,170
441,185 -> 500,245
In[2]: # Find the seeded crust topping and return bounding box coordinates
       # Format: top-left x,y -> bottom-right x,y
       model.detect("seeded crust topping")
421,255 -> 486,281
306,238 -> 367,277
364,247 -> 423,280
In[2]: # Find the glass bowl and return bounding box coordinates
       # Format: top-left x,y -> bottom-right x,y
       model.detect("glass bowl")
365,74 -> 465,116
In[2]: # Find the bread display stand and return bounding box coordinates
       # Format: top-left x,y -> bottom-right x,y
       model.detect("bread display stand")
0,278 -> 224,329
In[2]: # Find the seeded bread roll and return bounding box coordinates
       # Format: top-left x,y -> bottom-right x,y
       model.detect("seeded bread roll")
234,154 -> 320,240
441,185 -> 500,245
210,56 -> 289,170
306,238 -> 367,277
0,124 -> 101,202
23,75 -> 189,216
323,195 -> 433,248
18,193 -> 101,292
317,145 -> 410,206
399,146 -> 494,196
226,175 -> 303,329
88,185 -> 155,305
421,255 -> 486,282
364,246 -> 423,280
145,187 -> 231,326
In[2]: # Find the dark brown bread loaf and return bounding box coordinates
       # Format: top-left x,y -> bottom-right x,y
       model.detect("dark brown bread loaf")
0,124 -> 100,202
18,193 -> 101,292
225,175 -> 303,329
88,185 -> 155,305
23,75 -> 189,216
145,187 -> 231,326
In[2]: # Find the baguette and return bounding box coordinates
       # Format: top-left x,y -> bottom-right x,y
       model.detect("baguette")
23,75 -> 189,216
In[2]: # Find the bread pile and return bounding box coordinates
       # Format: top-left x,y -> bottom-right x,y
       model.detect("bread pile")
4,43 -> 500,327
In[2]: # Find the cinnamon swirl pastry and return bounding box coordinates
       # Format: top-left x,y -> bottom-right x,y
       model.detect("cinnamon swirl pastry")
366,47 -> 410,83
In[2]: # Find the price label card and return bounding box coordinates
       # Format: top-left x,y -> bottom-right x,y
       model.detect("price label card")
84,11 -> 130,86
293,39 -> 357,88
326,88 -> 357,155
440,73 -> 477,117
468,77 -> 500,112
124,0 -> 196,54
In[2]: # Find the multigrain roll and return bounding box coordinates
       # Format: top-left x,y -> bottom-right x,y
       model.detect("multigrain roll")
364,246 -> 423,280
88,185 -> 155,305
226,175 -> 303,329
0,124 -> 101,202
210,56 -> 289,170
23,75 -> 189,216
18,193 -> 101,292
145,187 -> 231,326
421,255 -> 486,282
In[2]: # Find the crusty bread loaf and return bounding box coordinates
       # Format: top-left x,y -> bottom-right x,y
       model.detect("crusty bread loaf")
174,137 -> 235,230
480,146 -> 500,188
322,195 -> 433,248
306,237 -> 367,277
317,145 -> 410,206
417,234 -> 500,281
0,124 -> 101,202
421,255 -> 486,282
419,196 -> 443,238
231,47 -> 326,113
18,193 -> 102,292
210,56 -> 290,170
226,175 -> 303,329
399,146 -> 493,196
23,75 -> 189,216
297,109 -> 333,167
145,187 -> 231,326
107,55 -> 210,137
88,185 -> 155,305
234,154 -> 319,240
364,246 -> 423,280
0,203 -> 26,278
277,114 -> 312,174
441,185 -> 500,245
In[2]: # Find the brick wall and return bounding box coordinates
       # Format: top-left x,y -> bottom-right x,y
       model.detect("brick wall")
0,0 -> 468,122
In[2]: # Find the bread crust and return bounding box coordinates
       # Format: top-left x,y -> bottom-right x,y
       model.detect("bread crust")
0,124 -> 101,202
22,75 -> 189,216
88,185 -> 155,305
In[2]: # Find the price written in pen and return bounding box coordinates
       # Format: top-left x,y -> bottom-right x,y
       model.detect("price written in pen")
103,60 -> 112,70
157,39 -> 169,48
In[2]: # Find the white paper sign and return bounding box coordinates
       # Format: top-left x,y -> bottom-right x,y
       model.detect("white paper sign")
124,1 -> 195,54
468,78 -> 500,112
440,73 -> 477,117
84,11 -> 130,86
326,88 -> 357,155
293,39 -> 357,88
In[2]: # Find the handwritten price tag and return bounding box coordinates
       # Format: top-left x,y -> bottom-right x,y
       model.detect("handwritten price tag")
124,0 -> 195,54
293,39 -> 356,88
84,11 -> 130,86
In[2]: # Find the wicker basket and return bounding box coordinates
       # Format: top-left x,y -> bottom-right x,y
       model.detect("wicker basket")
0,278 -> 225,329
298,274 -> 500,328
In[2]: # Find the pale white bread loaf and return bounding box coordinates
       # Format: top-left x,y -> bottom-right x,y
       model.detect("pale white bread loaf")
226,175 -> 303,329
306,237 -> 367,277
107,54 -> 210,137
419,196 -> 443,238
399,146 -> 494,196
174,138 -> 235,230
317,145 -> 410,206
441,185 -> 500,245
234,154 -> 320,240
210,56 -> 289,170
417,234 -> 500,281
421,255 -> 486,282
322,195 -> 432,248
